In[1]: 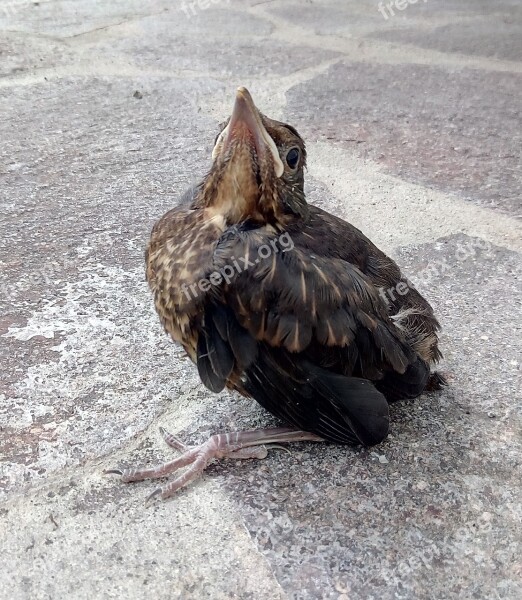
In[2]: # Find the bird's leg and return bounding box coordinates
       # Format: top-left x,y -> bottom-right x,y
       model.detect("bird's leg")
105,427 -> 322,501
160,426 -> 270,459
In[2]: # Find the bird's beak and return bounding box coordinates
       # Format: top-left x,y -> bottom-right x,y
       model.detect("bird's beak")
212,87 -> 284,178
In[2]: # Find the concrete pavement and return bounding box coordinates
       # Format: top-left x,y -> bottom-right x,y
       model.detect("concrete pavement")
1,1 -> 521,598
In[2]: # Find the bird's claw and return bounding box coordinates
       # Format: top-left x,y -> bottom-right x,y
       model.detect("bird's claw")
145,487 -> 163,504
103,468 -> 123,476
105,427 -> 320,501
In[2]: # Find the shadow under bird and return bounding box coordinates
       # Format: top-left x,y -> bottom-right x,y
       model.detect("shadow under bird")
107,87 -> 446,500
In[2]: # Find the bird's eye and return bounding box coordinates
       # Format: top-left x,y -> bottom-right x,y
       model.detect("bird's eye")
285,147 -> 300,170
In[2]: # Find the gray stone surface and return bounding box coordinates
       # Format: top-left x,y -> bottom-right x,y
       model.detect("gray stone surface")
371,20 -> 522,62
286,63 -> 522,217
1,1 -> 521,599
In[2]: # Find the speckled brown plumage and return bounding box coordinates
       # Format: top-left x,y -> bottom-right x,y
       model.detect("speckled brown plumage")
145,87 -> 445,448
107,87 -> 447,499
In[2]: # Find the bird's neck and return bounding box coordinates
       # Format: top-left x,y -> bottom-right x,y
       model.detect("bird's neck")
196,170 -> 287,228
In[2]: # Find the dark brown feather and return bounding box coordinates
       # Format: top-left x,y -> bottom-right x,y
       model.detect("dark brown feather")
145,88 -> 444,446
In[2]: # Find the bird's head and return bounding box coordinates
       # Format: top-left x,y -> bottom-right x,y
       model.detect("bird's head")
198,87 -> 308,227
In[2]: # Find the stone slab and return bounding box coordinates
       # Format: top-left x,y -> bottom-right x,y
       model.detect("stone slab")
1,0 -> 521,598
285,62 -> 522,218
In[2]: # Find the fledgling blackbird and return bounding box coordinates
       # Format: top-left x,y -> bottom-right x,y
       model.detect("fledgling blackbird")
107,87 -> 445,500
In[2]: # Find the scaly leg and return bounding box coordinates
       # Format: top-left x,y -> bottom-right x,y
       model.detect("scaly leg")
105,427 -> 322,501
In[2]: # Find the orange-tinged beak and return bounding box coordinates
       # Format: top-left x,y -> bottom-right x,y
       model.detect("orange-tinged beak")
212,87 -> 284,178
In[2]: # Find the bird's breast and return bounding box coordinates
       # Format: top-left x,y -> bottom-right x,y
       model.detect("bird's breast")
145,207 -> 226,352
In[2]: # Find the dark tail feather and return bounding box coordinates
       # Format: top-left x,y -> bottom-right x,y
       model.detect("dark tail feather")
305,362 -> 390,446
244,350 -> 389,446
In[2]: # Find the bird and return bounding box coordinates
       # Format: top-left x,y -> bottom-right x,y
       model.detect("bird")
107,87 -> 446,500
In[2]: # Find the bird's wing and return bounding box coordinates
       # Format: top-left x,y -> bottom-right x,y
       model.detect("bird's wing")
190,225 -> 430,446
298,206 -> 443,364
210,225 -> 414,375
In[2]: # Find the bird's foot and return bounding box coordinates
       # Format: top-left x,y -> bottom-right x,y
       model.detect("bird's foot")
105,427 -> 322,501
